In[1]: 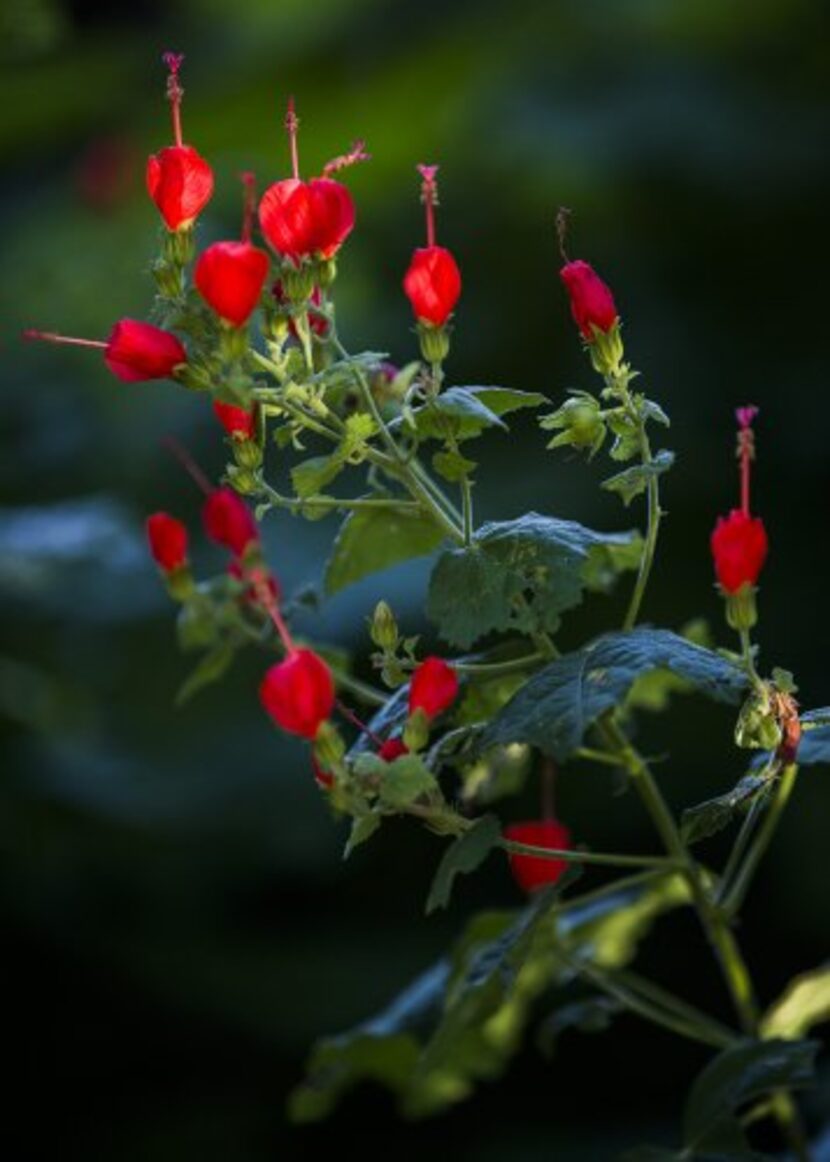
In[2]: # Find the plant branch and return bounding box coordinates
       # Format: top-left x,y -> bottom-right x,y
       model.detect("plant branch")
721,764 -> 798,917
498,837 -> 674,871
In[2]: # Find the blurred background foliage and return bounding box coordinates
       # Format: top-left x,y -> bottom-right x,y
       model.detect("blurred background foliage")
2,0 -> 829,1157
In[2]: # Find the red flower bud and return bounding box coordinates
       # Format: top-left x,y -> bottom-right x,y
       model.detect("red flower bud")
146,512 -> 188,572
408,656 -> 459,719
194,241 -> 269,326
146,145 -> 214,232
259,648 -> 335,739
403,246 -> 462,327
105,319 -> 187,382
378,737 -> 409,762
213,400 -> 257,440
710,509 -> 768,594
504,819 -> 572,893
560,260 -> 618,341
202,488 -> 258,556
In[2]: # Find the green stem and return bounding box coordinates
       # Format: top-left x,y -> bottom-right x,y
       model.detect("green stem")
738,625 -> 765,692
565,955 -> 736,1050
574,746 -> 628,768
409,456 -> 465,526
498,837 -> 674,871
722,765 -> 798,917
331,667 -> 387,708
460,475 -> 474,546
616,968 -> 738,1046
623,430 -> 661,631
259,483 -> 420,514
716,792 -> 767,906
452,651 -> 546,677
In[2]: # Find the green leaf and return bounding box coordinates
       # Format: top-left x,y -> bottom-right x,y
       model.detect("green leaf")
324,505 -> 446,595
291,453 -> 344,499
479,628 -> 748,761
426,514 -> 642,649
396,387 -> 544,444
537,995 -> 623,1057
680,774 -> 771,846
425,814 -> 502,914
602,449 -> 675,506
291,872 -> 689,1122
761,966 -> 830,1040
792,725 -> 830,766
626,619 -> 713,712
176,598 -> 218,651
377,754 -> 437,809
641,398 -> 671,427
343,813 -> 381,859
432,449 -> 477,482
175,642 -> 236,706
682,1039 -> 818,1155
466,386 -> 547,417
801,708 -> 830,730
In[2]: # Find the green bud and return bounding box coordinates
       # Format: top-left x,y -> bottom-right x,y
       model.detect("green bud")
176,362 -> 214,392
314,720 -> 346,772
417,323 -> 451,366
233,439 -> 263,470
540,392 -> 606,458
163,225 -> 195,267
735,685 -> 782,751
226,464 -> 259,496
166,566 -> 196,603
369,600 -> 399,651
589,320 -> 624,376
725,585 -> 758,631
219,325 -> 249,364
403,707 -> 430,752
281,262 -> 316,304
317,257 -> 337,289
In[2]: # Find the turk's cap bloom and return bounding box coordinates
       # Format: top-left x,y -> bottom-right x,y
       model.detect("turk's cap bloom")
202,488 -> 259,556
408,656 -> 459,719
146,144 -> 214,232
259,648 -> 335,739
213,400 -> 257,440
194,240 -> 269,326
710,508 -> 768,594
105,319 -> 187,382
504,819 -> 572,893
146,512 -> 188,572
403,245 -> 461,327
560,259 -> 618,341
258,177 -> 355,264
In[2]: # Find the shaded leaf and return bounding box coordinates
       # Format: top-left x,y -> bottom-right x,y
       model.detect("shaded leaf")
377,754 -> 438,809
425,814 -> 502,914
801,709 -> 830,730
291,453 -> 345,499
761,966 -> 830,1040
324,505 -> 446,595
427,513 -> 642,649
175,642 -> 236,706
396,386 -> 545,444
681,774 -> 770,846
432,449 -> 477,482
537,994 -> 623,1057
480,628 -> 748,761
602,449 -> 675,506
344,813 -> 381,859
683,1038 -> 818,1155
626,619 -> 713,713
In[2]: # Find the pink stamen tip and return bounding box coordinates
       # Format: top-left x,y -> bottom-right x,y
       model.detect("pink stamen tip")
22,328 -> 105,349
736,405 -> 759,430
285,97 -> 300,180
417,164 -> 440,247
162,51 -> 184,75
322,140 -> 372,177
417,163 -> 439,185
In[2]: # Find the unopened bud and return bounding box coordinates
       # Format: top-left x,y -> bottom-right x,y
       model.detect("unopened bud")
226,464 -> 260,496
280,263 -> 316,304
403,707 -> 431,752
369,600 -> 398,651
313,720 -> 346,771
540,392 -> 606,458
417,322 -> 450,366
233,439 -> 263,470
735,685 -> 782,751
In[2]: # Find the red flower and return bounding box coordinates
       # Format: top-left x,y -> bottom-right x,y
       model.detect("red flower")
408,657 -> 459,719
710,509 -> 768,593
378,737 -> 408,762
258,177 -> 355,264
560,260 -> 618,340
259,648 -> 335,739
146,145 -> 214,231
213,400 -> 257,440
403,246 -> 461,326
195,241 -> 269,326
202,488 -> 258,556
504,819 -> 572,893
146,512 -> 188,572
104,319 -> 187,382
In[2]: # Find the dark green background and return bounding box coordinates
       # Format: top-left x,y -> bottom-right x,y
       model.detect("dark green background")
3,1 -> 829,1157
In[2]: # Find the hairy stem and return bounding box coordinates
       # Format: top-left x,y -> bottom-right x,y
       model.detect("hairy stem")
722,765 -> 798,917
498,837 -> 674,871
623,429 -> 661,631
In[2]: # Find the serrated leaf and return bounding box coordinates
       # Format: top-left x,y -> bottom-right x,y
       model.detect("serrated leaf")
324,505 -> 446,595
292,872 -> 689,1122
394,386 -> 544,445
175,642 -> 236,706
467,386 -> 546,416
761,966 -> 830,1040
426,514 -> 642,649
626,619 -> 713,712
432,449 -> 477,482
176,599 -> 218,651
425,814 -> 502,914
682,1039 -> 818,1155
680,774 -> 770,845
343,411 -> 378,446
291,452 -> 344,499
479,628 -> 748,761
378,754 -> 438,809
343,813 -> 381,859
793,725 -> 830,765
602,449 -> 675,506
641,398 -> 671,427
